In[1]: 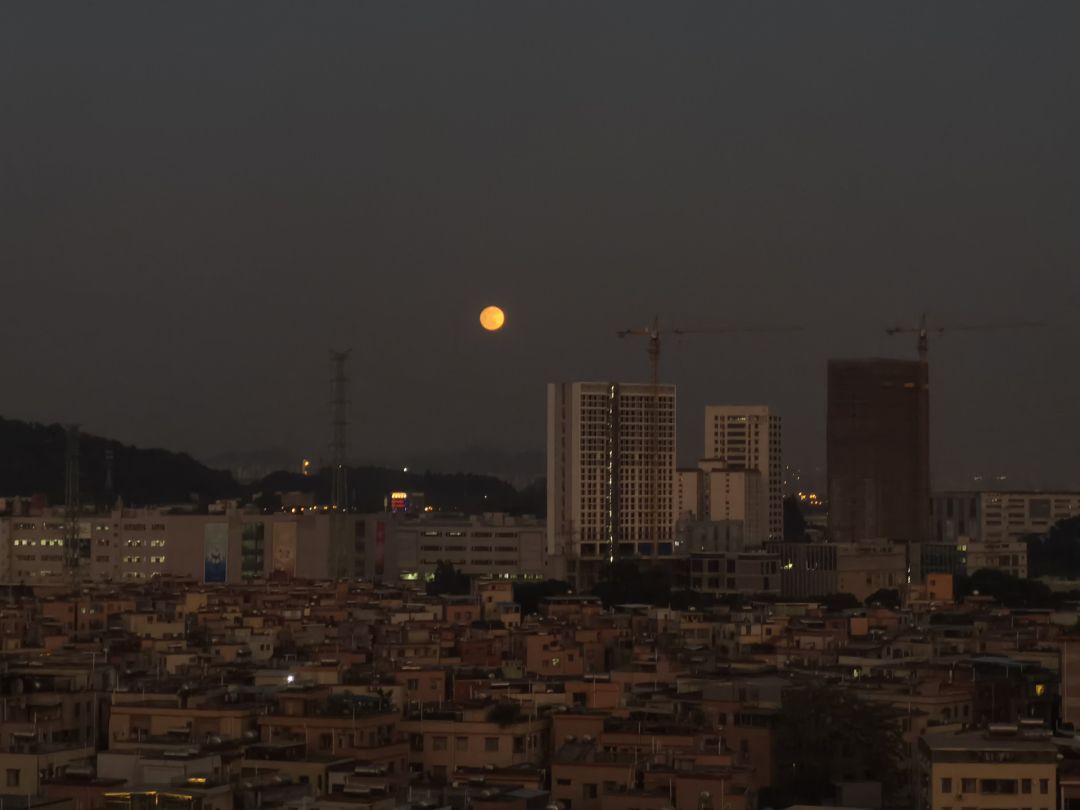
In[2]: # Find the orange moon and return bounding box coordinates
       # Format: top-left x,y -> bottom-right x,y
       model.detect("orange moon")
480,306 -> 505,331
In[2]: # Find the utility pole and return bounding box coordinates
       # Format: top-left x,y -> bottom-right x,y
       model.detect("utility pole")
329,351 -> 351,512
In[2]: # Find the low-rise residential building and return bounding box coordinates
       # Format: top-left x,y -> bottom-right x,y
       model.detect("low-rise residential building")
917,724 -> 1057,810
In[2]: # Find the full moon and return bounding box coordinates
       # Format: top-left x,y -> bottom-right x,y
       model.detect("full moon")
479,306 -> 505,331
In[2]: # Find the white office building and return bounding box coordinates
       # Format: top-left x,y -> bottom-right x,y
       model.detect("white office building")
704,405 -> 783,540
548,381 -> 677,590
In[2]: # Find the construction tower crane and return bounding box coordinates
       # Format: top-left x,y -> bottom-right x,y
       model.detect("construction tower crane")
617,316 -> 803,388
615,316 -> 802,555
885,313 -> 1041,541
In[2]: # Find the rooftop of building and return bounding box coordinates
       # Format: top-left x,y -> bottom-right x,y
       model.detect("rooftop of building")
922,724 -> 1057,752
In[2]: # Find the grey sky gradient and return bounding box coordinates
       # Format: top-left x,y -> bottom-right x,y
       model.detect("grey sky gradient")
1,3 -> 1078,489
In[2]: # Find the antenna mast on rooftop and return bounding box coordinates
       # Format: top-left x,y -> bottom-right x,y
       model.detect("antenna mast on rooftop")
329,350 -> 351,512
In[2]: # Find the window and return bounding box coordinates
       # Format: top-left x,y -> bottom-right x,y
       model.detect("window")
942,778 -> 952,794
433,736 -> 447,751
407,679 -> 419,690
319,733 -> 332,750
557,779 -> 572,786
456,737 -> 468,752
485,737 -> 499,752
6,770 -> 17,788
981,780 -> 1018,795
583,785 -> 597,799
1040,779 -> 1049,795
1022,779 -> 1031,794
961,779 -> 976,793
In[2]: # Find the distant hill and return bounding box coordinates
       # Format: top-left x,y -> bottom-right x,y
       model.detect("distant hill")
390,447 -> 545,490
0,418 -> 240,507
0,418 -> 544,516
203,447 -> 302,483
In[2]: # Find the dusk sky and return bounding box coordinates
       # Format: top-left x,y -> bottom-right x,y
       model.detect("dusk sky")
2,3 -> 1078,488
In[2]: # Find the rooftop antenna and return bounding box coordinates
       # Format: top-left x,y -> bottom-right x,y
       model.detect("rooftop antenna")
329,350 -> 351,512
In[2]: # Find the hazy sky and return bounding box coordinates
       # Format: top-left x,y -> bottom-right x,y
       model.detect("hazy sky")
2,3 -> 1079,488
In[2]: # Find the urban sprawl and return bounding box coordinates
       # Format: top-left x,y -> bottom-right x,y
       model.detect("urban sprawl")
1,359 -> 1078,810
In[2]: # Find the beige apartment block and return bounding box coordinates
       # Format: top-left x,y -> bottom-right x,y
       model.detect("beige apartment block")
398,705 -> 549,778
704,405 -> 783,540
917,725 -> 1057,810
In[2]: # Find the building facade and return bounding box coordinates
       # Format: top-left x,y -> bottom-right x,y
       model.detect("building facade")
703,405 -> 783,539
827,359 -> 928,543
0,508 -> 550,586
916,726 -> 1057,810
673,464 -> 767,547
921,538 -> 1028,580
766,540 -> 908,600
393,512 -> 549,583
548,382 -> 677,590
932,491 -> 1080,543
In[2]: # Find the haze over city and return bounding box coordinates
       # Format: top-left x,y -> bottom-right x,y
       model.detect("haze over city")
3,4 -> 1080,488
8,6 -> 1080,810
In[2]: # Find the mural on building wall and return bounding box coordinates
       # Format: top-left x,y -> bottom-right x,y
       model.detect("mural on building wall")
204,523 -> 228,583
273,522 -> 297,578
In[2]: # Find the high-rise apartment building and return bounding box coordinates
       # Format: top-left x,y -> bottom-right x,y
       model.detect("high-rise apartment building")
827,359 -> 929,543
548,382 -> 677,590
703,406 -> 783,539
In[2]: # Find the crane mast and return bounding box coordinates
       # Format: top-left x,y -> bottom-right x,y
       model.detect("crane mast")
617,317 -> 801,557
885,313 -> 1040,544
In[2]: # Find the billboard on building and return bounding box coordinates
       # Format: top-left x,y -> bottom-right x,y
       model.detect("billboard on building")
375,522 -> 385,578
273,522 -> 297,578
204,523 -> 228,583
